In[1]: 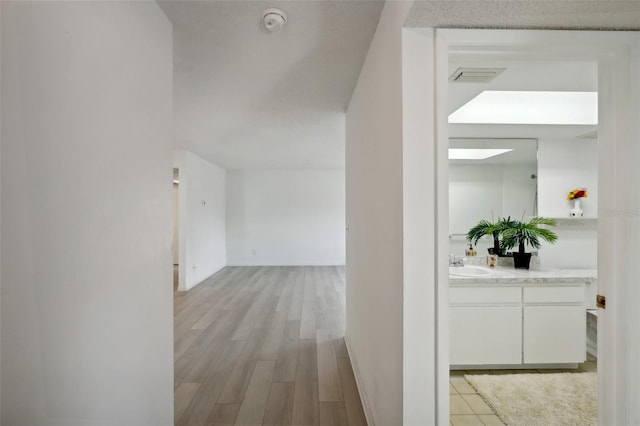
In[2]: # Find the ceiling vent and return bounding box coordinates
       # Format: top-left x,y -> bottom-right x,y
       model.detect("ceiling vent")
449,67 -> 505,83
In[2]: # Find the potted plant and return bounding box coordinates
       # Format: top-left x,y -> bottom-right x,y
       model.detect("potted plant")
502,216 -> 558,269
466,215 -> 517,257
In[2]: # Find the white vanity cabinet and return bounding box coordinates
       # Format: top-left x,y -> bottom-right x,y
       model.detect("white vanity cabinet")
522,286 -> 586,364
450,286 -> 522,365
450,280 -> 587,368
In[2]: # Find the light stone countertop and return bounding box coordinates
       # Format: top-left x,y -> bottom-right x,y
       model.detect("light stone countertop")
449,264 -> 597,284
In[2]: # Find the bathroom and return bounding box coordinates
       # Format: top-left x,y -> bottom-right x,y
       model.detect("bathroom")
447,57 -> 599,425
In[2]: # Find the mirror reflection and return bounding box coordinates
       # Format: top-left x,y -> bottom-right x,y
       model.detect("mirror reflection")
449,138 -> 537,255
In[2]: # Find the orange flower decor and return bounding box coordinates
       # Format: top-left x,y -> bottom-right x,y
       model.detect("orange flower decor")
567,188 -> 588,201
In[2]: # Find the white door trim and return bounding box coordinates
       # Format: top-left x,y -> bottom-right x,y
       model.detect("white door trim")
402,28 -> 640,425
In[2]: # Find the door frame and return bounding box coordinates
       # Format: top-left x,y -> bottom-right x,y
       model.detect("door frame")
402,28 -> 640,425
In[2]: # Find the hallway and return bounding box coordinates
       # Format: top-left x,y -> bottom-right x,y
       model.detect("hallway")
174,266 -> 367,425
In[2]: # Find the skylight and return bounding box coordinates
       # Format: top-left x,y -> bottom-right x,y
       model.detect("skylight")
448,149 -> 513,160
449,91 -> 598,125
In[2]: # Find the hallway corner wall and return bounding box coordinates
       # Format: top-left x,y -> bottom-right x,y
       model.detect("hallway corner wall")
174,150 -> 226,291
344,2 -> 413,424
1,2 -> 174,424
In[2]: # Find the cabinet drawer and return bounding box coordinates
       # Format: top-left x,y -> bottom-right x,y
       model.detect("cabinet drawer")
450,286 -> 520,304
523,286 -> 584,304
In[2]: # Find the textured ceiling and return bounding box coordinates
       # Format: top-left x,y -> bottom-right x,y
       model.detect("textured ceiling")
158,1 -> 384,169
406,0 -> 640,30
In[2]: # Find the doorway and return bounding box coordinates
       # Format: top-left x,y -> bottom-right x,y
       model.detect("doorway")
447,53 -> 600,424
173,167 -> 180,291
401,28 -> 640,425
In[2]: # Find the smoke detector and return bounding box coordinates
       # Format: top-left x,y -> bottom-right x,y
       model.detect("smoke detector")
262,8 -> 287,33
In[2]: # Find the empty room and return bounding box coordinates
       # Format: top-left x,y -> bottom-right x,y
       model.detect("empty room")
3,1 -> 640,426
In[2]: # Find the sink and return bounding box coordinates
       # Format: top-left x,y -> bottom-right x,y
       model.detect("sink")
449,265 -> 493,277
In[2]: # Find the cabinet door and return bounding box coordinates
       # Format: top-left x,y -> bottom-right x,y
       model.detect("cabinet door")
523,306 -> 586,364
585,279 -> 598,309
450,307 -> 522,365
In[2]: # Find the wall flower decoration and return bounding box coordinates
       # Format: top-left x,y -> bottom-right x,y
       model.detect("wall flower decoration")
567,188 -> 588,217
567,188 -> 588,201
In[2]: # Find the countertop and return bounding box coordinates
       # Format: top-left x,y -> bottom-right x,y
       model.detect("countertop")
449,265 -> 597,284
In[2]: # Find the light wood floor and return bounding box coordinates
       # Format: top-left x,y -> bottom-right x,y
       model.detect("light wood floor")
174,266 -> 367,426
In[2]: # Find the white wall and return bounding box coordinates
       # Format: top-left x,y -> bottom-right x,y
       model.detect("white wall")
0,5 -> 3,418
372,18 -> 639,426
503,165 -> 538,219
449,165 -> 503,235
402,27 -> 443,424
173,184 -> 179,264
1,2 -> 173,424
538,138 -> 598,268
174,150 -> 226,291
345,2 -> 413,424
226,169 -> 345,266
538,138 -> 598,218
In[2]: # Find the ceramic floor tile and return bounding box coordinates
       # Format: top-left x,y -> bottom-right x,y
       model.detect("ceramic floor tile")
465,370 -> 492,375
449,355 -> 597,425
478,414 -> 504,425
450,394 -> 474,415
489,369 -> 516,375
450,376 -> 476,394
450,382 -> 458,394
461,394 -> 494,415
450,414 -> 485,426
510,369 -> 539,374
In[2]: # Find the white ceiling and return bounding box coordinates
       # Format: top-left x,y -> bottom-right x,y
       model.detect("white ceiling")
447,58 -> 599,165
406,0 -> 640,165
158,1 -> 640,170
448,59 -> 599,141
158,1 -> 384,169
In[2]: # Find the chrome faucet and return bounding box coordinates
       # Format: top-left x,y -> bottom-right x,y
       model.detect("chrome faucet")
449,254 -> 464,267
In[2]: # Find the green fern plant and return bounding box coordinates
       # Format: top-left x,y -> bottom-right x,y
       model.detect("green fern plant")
502,216 -> 558,254
466,215 -> 517,256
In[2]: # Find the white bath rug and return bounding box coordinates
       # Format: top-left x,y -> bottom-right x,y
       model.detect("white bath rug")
465,372 -> 596,426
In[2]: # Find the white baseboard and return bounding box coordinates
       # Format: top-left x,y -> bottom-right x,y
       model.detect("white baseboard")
452,363 -> 579,370
182,264 -> 225,291
226,261 -> 346,266
344,335 -> 375,426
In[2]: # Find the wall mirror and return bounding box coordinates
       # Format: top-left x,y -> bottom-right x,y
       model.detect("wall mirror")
449,138 -> 538,253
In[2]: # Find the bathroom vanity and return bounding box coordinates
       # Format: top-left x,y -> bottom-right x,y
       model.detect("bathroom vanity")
449,267 -> 596,369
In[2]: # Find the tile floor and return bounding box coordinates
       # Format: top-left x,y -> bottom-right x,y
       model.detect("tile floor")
449,353 -> 597,426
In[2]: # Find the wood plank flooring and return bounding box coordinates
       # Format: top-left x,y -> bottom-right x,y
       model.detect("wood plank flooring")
174,266 -> 367,426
